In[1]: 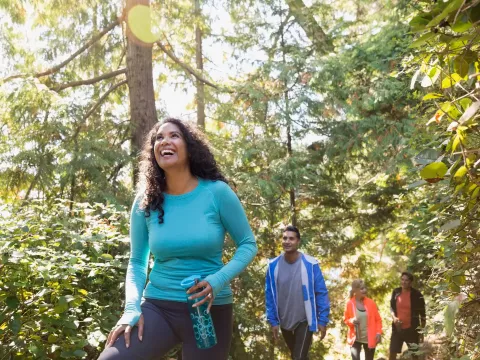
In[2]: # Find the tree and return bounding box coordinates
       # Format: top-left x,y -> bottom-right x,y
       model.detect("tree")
402,1 -> 480,357
125,0 -> 158,161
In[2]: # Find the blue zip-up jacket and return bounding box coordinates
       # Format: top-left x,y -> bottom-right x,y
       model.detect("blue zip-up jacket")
265,252 -> 330,332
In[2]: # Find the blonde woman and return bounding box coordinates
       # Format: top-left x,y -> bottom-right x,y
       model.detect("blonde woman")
344,279 -> 382,360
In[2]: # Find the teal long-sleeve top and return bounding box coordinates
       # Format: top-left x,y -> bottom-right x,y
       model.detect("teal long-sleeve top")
118,178 -> 258,326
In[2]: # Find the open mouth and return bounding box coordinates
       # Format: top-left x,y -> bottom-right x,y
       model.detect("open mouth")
161,149 -> 175,157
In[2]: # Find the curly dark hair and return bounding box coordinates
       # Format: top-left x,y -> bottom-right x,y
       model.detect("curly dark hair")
138,118 -> 227,223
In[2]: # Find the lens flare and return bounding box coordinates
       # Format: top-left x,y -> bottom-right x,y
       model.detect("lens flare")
127,5 -> 161,43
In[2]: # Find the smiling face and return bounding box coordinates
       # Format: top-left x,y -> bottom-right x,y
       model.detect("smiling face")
282,231 -> 301,254
353,284 -> 367,299
154,122 -> 189,171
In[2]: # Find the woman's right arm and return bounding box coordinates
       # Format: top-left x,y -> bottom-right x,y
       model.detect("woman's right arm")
105,197 -> 150,348
343,302 -> 355,326
118,197 -> 150,326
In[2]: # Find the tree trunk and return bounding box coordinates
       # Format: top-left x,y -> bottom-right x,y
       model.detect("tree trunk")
287,121 -> 297,227
285,0 -> 333,54
281,16 -> 297,227
194,0 -> 206,129
125,0 -> 158,176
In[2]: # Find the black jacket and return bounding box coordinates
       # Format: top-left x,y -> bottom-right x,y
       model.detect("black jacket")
390,287 -> 426,333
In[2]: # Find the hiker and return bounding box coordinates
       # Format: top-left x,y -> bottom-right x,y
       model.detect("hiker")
98,119 -> 257,360
389,272 -> 426,360
343,279 -> 382,360
265,225 -> 330,360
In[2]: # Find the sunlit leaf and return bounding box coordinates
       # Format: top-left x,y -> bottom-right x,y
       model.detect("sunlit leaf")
420,162 -> 448,180
454,166 -> 468,181
409,32 -> 436,48
441,73 -> 463,88
422,93 -> 443,100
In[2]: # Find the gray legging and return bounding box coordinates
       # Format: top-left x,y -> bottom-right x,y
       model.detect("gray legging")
98,299 -> 233,360
350,341 -> 375,360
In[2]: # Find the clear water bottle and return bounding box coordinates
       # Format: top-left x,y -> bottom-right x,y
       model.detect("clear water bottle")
180,275 -> 217,349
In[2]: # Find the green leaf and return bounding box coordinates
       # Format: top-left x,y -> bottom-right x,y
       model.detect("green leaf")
441,102 -> 452,113
427,0 -> 465,28
409,32 -> 436,48
73,350 -> 87,358
420,162 -> 448,180
54,296 -> 69,314
472,187 -> 480,200
459,98 -> 472,111
442,73 -> 463,88
101,253 -> 113,260
452,21 -> 473,33
455,182 -> 466,193
410,15 -> 431,31
9,317 -> 21,334
452,134 -> 461,152
454,57 -> 469,78
78,289 -> 88,296
422,93 -> 443,101
48,334 -> 58,343
6,296 -> 20,309
454,166 -> 468,181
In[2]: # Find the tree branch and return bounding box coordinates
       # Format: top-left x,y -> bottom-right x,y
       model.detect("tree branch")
54,68 -> 126,91
2,17 -> 122,83
243,194 -> 283,207
156,40 -> 226,92
285,0 -> 333,54
83,79 -> 128,121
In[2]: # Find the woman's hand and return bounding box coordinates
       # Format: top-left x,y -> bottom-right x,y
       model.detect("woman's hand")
376,334 -> 381,344
187,280 -> 214,313
105,314 -> 144,349
351,317 -> 359,325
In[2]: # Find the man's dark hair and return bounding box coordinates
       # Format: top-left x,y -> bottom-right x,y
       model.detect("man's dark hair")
284,225 -> 300,240
401,271 -> 414,282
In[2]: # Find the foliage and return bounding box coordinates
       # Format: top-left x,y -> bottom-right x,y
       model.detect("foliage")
0,200 -> 130,359
1,0 -> 479,359
404,0 -> 480,357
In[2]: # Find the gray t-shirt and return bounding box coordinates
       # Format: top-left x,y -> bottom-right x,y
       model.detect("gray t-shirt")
277,256 -> 307,331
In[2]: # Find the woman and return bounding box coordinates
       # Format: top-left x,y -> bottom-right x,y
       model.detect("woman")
344,279 -> 382,360
98,118 -> 258,360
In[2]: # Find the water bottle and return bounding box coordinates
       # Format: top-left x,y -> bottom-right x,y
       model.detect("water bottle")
180,275 -> 217,349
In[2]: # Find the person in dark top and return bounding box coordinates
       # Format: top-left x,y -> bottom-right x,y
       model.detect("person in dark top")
389,271 -> 426,360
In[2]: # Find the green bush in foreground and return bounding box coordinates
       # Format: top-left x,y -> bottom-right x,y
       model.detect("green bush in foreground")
0,200 -> 130,359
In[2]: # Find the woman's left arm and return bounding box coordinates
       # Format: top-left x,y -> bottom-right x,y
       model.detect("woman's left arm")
204,183 -> 258,297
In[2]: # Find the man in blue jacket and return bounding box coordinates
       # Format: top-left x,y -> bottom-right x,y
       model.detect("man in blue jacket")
265,225 -> 330,360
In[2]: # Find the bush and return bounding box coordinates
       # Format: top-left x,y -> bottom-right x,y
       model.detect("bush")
0,200 -> 130,359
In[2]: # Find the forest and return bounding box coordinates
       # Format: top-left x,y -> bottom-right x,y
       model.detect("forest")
0,0 -> 479,359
